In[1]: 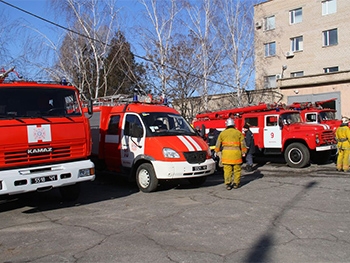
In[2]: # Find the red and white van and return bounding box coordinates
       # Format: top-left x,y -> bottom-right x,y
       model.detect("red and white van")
89,96 -> 215,192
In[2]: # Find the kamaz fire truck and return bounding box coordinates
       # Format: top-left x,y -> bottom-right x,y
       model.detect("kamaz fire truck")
0,68 -> 95,201
193,103 -> 337,168
88,95 -> 215,193
286,98 -> 341,132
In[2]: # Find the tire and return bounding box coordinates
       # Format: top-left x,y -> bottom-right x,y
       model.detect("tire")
188,176 -> 207,187
284,142 -> 310,168
136,163 -> 158,193
59,184 -> 80,201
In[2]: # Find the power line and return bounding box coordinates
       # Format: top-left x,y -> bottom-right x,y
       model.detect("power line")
0,0 -> 236,89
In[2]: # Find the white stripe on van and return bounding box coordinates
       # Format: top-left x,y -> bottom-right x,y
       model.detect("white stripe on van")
177,136 -> 195,151
184,135 -> 202,151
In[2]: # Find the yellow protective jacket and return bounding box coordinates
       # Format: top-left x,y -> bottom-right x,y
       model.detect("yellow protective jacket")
215,127 -> 247,165
336,124 -> 350,150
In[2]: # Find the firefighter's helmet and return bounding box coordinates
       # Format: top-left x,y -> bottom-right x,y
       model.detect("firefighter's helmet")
342,117 -> 349,124
226,118 -> 235,127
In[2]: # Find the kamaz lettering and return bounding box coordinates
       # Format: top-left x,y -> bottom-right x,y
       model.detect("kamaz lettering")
27,147 -> 53,155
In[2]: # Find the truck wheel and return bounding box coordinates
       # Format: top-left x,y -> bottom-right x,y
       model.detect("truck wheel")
284,143 -> 310,168
136,163 -> 158,193
59,184 -> 80,201
188,176 -> 207,187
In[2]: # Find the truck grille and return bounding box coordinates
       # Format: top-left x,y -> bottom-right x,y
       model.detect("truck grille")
183,151 -> 207,164
3,143 -> 85,166
321,131 -> 337,144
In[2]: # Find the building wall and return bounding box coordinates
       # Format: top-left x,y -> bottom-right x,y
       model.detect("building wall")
254,0 -> 350,117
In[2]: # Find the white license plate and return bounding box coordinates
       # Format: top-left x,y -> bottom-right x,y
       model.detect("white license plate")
31,175 -> 58,184
193,165 -> 207,171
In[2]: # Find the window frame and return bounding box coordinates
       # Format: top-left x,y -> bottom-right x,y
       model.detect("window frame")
289,7 -> 302,24
290,36 -> 303,52
322,0 -> 336,15
323,28 -> 338,46
264,75 -> 277,88
264,41 -> 276,57
290,71 -> 304,78
265,15 -> 275,31
324,66 -> 339,73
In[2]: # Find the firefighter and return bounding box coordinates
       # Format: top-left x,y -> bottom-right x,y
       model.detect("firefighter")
215,118 -> 247,190
243,123 -> 255,172
336,117 -> 350,172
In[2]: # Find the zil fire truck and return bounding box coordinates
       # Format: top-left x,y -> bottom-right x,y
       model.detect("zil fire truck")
88,95 -> 215,193
193,103 -> 337,168
286,98 -> 341,132
0,68 -> 95,201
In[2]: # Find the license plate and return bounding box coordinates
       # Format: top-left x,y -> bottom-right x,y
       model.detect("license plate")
31,175 -> 58,184
193,165 -> 207,171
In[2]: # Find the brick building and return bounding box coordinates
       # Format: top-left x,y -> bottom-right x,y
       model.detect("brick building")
254,0 -> 350,118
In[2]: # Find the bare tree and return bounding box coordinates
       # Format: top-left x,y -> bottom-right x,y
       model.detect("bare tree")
166,33 -> 203,121
48,0 -> 123,99
184,0 -> 224,112
215,0 -> 257,107
138,0 -> 183,97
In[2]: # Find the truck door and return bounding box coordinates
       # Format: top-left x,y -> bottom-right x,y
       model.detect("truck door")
263,115 -> 282,148
121,113 -> 145,168
104,115 -> 122,172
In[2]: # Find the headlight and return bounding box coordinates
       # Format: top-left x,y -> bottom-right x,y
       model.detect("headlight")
163,148 -> 180,158
315,134 -> 320,144
78,168 -> 95,177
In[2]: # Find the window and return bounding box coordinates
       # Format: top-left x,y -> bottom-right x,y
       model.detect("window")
322,0 -> 336,15
264,42 -> 276,57
244,117 -> 258,127
290,8 -> 302,24
290,71 -> 304,77
264,75 -> 276,88
323,29 -> 338,46
266,116 -> 278,126
124,114 -> 143,137
324,66 -> 338,73
265,16 -> 275,30
290,36 -> 303,52
107,115 -> 120,135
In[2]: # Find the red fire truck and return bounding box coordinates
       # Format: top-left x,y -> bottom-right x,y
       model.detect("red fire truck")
287,98 -> 341,131
88,95 -> 215,192
193,103 -> 337,168
0,68 -> 95,201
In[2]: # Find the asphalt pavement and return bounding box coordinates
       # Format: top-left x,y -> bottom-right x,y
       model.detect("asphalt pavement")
0,159 -> 349,263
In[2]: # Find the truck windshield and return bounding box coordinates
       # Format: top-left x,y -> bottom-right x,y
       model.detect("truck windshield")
0,87 -> 81,119
319,111 -> 336,121
140,112 -> 196,136
281,112 -> 301,124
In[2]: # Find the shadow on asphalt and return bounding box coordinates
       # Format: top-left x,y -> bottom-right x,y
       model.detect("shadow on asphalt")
0,167 -> 266,213
0,172 -> 139,214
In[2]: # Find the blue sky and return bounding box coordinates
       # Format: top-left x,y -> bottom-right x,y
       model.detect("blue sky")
0,0 -> 145,77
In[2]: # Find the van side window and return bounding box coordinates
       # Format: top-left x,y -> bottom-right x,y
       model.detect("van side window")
107,115 -> 120,135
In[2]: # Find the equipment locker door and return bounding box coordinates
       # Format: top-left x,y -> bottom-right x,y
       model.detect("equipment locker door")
121,113 -> 145,168
104,115 -> 122,171
263,115 -> 282,148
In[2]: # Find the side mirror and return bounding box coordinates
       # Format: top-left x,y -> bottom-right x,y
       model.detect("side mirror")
201,124 -> 206,139
88,99 -> 93,115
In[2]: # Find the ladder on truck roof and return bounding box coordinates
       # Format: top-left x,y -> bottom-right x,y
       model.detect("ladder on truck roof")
286,98 -> 337,110
92,93 -> 166,107
195,102 -> 285,120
